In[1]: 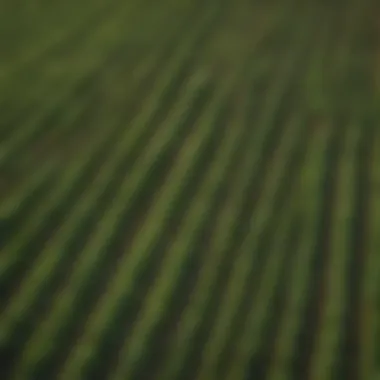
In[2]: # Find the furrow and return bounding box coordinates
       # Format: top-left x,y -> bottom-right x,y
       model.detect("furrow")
190,10 -> 314,379
109,73 -> 250,380
55,73 -> 235,380
0,111 -> 121,289
155,72 -> 256,380
141,10 -> 295,376
360,121 -> 380,380
0,56 -> 164,300
307,121 -> 361,380
289,8 -> 366,380
198,109 -> 305,380
0,3 -> 217,292
0,1 -> 377,379
0,74 -> 209,353
340,117 -> 373,379
265,121 -> 334,380
221,203 -> 298,380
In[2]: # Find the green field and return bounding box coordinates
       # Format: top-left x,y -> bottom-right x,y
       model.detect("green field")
0,0 -> 380,379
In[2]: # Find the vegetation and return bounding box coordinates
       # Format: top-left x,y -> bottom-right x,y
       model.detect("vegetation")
0,0 -> 379,379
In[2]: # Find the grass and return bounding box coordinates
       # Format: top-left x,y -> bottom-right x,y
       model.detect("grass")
0,0 -> 380,379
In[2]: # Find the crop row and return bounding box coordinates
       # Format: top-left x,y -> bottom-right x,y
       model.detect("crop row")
1,0 -> 380,379
0,0 -> 216,285
0,1 -> 222,378
53,3 -> 318,380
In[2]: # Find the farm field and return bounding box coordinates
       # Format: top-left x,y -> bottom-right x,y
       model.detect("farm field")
0,0 -> 380,379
